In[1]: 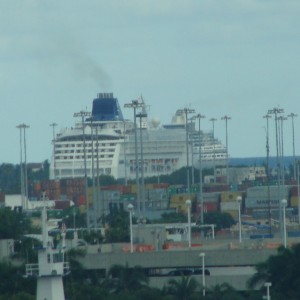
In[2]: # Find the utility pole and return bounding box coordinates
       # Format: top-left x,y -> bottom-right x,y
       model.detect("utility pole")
288,113 -> 297,180
210,118 -> 217,183
124,100 -> 144,215
178,107 -> 195,196
16,123 -> 29,210
193,113 -> 205,236
263,113 -> 272,234
73,111 -> 91,229
221,115 -> 231,185
268,107 -> 284,237
50,123 -> 58,180
136,111 -> 147,217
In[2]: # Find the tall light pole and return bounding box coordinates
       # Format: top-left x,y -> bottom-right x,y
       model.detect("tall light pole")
127,203 -> 134,253
50,123 -> 58,180
297,161 -> 300,224
16,123 -> 29,210
263,114 -> 272,235
136,112 -> 147,217
268,108 -> 284,192
199,252 -> 206,297
278,115 -> 287,186
73,111 -> 91,229
186,199 -> 192,249
221,115 -> 231,185
288,113 -> 297,180
281,198 -> 287,248
264,282 -> 272,300
237,196 -> 242,243
210,118 -> 217,183
123,121 -> 128,186
23,124 -> 29,209
16,124 -> 25,210
193,113 -> 205,235
90,117 -> 96,227
96,124 -> 101,220
124,100 -> 143,215
178,108 -> 195,195
268,108 -> 284,236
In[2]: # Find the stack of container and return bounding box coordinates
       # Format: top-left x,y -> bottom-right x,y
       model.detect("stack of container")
219,191 -> 243,219
169,193 -> 196,213
245,185 -> 290,213
41,180 -> 61,200
203,184 -> 230,193
290,186 -> 300,208
146,188 -> 168,210
197,192 -> 220,213
60,178 -> 85,206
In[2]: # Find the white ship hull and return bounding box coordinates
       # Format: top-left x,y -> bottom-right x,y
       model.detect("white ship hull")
50,93 -> 227,181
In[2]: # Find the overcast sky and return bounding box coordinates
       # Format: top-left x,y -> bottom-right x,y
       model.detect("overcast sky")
1,0 -> 300,164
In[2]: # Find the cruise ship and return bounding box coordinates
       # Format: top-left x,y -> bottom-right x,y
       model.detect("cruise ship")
49,93 -> 227,181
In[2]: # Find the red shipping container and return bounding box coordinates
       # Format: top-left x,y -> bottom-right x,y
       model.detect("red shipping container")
195,201 -> 219,213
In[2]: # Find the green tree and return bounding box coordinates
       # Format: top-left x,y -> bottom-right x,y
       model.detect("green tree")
203,212 -> 235,231
0,261 -> 35,298
205,283 -> 245,300
248,244 -> 300,300
0,163 -> 20,193
104,207 -> 130,243
156,212 -> 187,224
166,275 -> 199,300
27,160 -> 50,181
0,207 -> 31,239
106,264 -> 149,294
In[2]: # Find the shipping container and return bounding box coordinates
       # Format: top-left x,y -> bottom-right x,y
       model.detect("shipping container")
290,196 -> 300,207
120,194 -> 136,202
290,186 -> 299,197
203,184 -> 230,193
245,197 -> 280,209
79,204 -> 86,214
202,202 -> 219,213
216,176 -> 227,184
220,191 -> 243,203
246,186 -> 290,199
170,194 -> 196,204
153,183 -> 169,189
221,201 -> 239,211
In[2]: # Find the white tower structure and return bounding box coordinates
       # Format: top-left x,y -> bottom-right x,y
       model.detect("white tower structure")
25,196 -> 69,300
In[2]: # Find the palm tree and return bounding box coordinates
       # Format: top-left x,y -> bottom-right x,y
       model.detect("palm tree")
205,283 -> 245,300
107,264 -> 149,294
248,244 -> 300,299
167,275 -> 198,300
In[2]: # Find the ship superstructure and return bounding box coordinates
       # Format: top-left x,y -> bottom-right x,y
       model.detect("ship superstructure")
50,93 -> 227,181
25,194 -> 69,300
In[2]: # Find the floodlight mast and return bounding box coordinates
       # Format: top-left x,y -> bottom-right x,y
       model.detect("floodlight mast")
209,118 -> 217,183
73,110 -> 91,229
221,115 -> 231,185
288,113 -> 297,180
192,113 -> 205,235
50,122 -> 58,180
16,123 -> 29,210
177,107 -> 195,196
124,100 -> 144,215
263,114 -> 272,235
